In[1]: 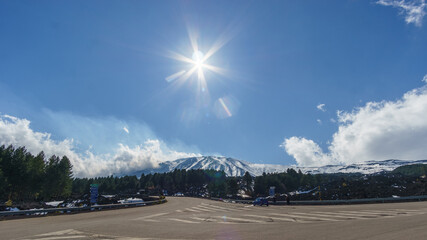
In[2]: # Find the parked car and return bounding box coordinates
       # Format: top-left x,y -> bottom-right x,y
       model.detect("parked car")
253,197 -> 269,206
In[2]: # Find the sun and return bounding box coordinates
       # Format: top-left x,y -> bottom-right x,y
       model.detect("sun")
192,50 -> 204,69
164,32 -> 228,93
163,28 -> 238,120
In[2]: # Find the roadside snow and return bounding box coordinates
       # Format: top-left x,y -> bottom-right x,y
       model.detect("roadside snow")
45,201 -> 63,207
118,198 -> 144,204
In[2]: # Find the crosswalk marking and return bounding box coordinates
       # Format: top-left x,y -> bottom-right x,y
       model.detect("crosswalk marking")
320,211 -> 378,218
392,209 -> 420,212
129,202 -> 425,225
271,213 -> 339,221
33,230 -> 81,237
27,235 -> 87,240
215,216 -> 264,223
133,212 -> 169,220
358,209 -> 413,215
169,218 -> 200,224
337,211 -> 397,218
191,206 -> 215,212
289,212 -> 362,220
244,214 -> 299,223
339,210 -> 392,216
201,203 -> 247,212
195,205 -> 227,212
190,216 -> 209,221
201,203 -> 233,211
22,228 -> 205,239
185,208 -> 201,212
331,212 -> 380,218
312,212 -> 367,219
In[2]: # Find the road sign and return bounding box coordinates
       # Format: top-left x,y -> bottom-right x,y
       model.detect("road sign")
269,186 -> 275,196
90,184 -> 99,204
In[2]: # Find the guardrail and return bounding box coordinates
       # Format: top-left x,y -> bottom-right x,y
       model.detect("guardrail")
212,195 -> 427,205
0,199 -> 167,218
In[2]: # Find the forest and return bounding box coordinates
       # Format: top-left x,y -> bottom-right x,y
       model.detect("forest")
0,145 -> 73,202
1,144 -> 427,207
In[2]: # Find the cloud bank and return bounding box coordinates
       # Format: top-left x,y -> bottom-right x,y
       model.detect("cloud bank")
0,114 -> 200,177
282,80 -> 427,167
377,0 -> 426,26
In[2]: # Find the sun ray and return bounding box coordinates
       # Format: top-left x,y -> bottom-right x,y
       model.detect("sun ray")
202,64 -> 229,77
165,70 -> 186,82
197,67 -> 208,93
167,50 -> 195,64
177,65 -> 198,83
201,23 -> 237,62
187,27 -> 199,54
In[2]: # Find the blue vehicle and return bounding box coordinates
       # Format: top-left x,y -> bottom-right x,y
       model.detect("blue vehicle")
253,197 -> 269,206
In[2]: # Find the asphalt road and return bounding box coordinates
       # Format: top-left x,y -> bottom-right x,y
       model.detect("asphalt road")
1,197 -> 427,240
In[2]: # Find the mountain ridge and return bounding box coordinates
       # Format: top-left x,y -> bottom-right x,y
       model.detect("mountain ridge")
131,156 -> 427,177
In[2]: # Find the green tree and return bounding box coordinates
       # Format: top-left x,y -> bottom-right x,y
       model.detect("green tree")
226,177 -> 239,196
243,171 -> 253,194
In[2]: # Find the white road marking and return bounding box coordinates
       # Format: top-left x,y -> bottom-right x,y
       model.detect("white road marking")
133,212 -> 169,220
168,218 -> 200,224
270,213 -> 339,221
175,210 -> 183,213
201,203 -> 242,211
196,205 -> 227,212
243,214 -> 299,223
289,212 -> 356,220
358,209 -> 413,215
23,236 -> 86,240
392,209 -> 420,212
190,216 -> 209,221
191,206 -> 215,212
23,229 -> 194,240
325,211 -> 379,218
189,216 -> 219,222
185,208 -> 201,212
339,211 -> 393,216
311,212 -> 367,220
33,230 -> 81,237
215,216 -> 264,223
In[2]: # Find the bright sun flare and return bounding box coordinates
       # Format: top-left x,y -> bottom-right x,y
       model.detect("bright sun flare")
164,29 -> 237,119
192,50 -> 204,69
165,31 -> 229,93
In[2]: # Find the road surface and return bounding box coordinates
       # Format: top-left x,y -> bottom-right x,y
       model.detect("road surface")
1,197 -> 427,239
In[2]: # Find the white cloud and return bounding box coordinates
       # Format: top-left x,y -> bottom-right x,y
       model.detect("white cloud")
317,103 -> 326,112
316,119 -> 322,124
280,137 -> 335,167
423,74 -> 427,83
0,115 -> 200,177
123,127 -> 129,134
377,0 -> 426,26
281,80 -> 427,167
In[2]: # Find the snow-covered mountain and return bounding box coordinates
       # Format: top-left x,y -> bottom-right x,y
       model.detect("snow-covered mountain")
303,159 -> 427,175
132,156 -> 427,177
133,156 -> 274,177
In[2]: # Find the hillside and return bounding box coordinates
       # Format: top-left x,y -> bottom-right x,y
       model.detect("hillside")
132,156 -> 427,177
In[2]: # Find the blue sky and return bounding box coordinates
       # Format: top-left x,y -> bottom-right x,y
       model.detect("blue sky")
1,1 -> 427,176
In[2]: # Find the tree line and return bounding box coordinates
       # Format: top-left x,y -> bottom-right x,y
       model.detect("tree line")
2,144 -> 426,204
73,168 -> 319,199
73,169 -> 233,198
0,145 -> 73,202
